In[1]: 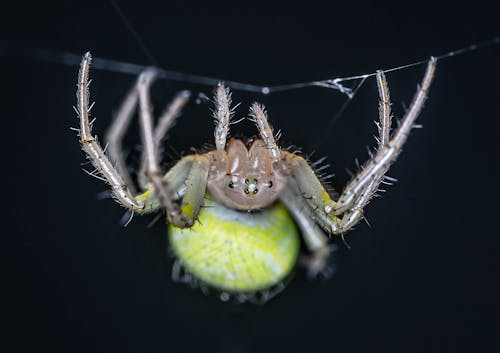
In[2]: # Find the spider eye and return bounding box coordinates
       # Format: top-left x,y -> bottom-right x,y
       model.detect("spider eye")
244,188 -> 249,194
228,181 -> 234,188
245,178 -> 258,185
253,188 -> 259,194
268,181 -> 273,188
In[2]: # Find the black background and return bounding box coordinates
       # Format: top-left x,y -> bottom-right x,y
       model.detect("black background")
3,1 -> 500,352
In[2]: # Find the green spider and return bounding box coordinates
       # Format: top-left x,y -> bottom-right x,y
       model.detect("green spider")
77,52 -> 436,303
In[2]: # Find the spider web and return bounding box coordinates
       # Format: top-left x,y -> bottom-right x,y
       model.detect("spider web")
2,36 -> 497,152
2,32 -> 497,153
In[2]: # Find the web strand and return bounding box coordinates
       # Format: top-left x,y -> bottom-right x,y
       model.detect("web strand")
2,37 -> 497,97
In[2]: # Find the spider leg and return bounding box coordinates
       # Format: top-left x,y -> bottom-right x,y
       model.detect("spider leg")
153,91 -> 191,146
309,65 -> 392,220
104,79 -> 140,195
139,153 -> 209,224
249,103 -> 281,162
281,180 -> 328,252
332,57 -> 436,216
213,83 -> 233,153
137,89 -> 191,189
284,58 -> 436,235
139,155 -> 193,212
78,53 -> 207,226
311,71 -> 395,232
177,155 -> 210,226
103,61 -> 191,192
280,179 -> 334,279
136,70 -> 188,226
77,52 -> 143,211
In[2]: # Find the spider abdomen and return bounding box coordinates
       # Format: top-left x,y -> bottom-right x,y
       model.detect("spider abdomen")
168,197 -> 300,292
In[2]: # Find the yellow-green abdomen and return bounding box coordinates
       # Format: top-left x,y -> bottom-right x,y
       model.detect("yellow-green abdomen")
168,198 -> 300,292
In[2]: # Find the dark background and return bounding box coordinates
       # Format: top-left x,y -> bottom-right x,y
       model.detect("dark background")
3,1 -> 499,352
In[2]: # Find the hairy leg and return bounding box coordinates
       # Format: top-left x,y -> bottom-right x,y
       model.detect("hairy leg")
177,155 -> 210,226
249,103 -> 281,163
103,67 -> 191,193
78,53 -> 207,226
285,58 -> 436,234
77,52 -> 143,210
104,81 -> 140,194
138,155 -> 194,213
213,83 -> 233,153
332,58 -> 436,216
136,70 -> 193,226
280,179 -> 333,278
137,89 -> 191,190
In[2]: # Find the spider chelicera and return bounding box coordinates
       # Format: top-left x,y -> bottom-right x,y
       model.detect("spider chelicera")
77,52 -> 436,302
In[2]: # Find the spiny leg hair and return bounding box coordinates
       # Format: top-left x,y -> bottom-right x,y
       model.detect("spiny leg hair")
78,53 -> 201,227
136,70 -> 193,227
288,57 -> 436,235
138,89 -> 191,190
331,58 -> 436,220
77,52 -> 143,210
249,103 -> 281,163
320,63 -> 395,229
213,83 -> 233,153
104,79 -> 141,195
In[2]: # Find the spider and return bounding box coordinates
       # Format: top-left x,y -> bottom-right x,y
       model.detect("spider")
76,52 -> 436,302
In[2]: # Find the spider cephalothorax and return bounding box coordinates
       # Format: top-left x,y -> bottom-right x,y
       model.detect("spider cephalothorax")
208,137 -> 287,211
76,52 -> 436,301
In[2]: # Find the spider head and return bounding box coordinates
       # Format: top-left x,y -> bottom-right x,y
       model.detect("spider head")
208,138 -> 284,211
